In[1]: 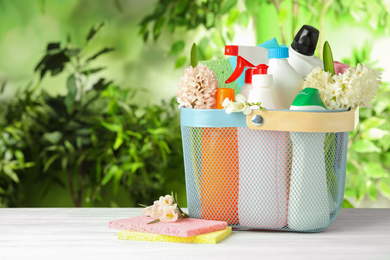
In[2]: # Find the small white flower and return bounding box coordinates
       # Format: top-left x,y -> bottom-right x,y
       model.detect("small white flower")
233,101 -> 246,112
242,104 -> 251,115
222,97 -> 233,108
150,201 -> 163,219
235,94 -> 246,103
159,195 -> 174,207
222,98 -> 234,114
159,205 -> 179,223
142,206 -> 153,217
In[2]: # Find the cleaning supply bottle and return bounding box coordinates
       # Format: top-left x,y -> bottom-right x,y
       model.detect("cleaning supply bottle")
225,45 -> 268,67
238,64 -> 289,229
226,38 -> 279,90
288,25 -> 324,79
268,47 -> 303,109
240,68 -> 257,100
201,89 -> 239,225
247,64 -> 278,109
288,88 -> 330,231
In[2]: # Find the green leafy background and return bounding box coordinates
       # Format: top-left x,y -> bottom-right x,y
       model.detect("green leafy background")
0,0 -> 389,208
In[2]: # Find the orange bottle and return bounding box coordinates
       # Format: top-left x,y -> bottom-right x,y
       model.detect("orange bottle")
201,88 -> 239,224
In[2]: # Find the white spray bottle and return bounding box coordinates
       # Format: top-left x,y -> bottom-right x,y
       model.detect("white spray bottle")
238,64 -> 288,229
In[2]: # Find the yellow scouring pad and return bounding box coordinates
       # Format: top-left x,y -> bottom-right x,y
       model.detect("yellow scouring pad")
117,226 -> 232,244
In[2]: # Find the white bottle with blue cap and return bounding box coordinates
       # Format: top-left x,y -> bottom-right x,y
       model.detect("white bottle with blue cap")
268,47 -> 303,110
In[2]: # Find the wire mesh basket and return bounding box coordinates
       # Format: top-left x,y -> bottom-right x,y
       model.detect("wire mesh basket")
180,107 -> 358,232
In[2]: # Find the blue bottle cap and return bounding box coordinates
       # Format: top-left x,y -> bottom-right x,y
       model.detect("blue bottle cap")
268,47 -> 289,59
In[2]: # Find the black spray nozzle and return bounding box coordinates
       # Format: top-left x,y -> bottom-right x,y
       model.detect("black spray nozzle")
291,25 -> 320,56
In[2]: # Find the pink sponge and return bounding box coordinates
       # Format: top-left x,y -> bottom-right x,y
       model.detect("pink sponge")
109,216 -> 227,237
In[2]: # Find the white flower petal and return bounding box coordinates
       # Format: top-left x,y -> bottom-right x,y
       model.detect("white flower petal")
235,94 -> 246,103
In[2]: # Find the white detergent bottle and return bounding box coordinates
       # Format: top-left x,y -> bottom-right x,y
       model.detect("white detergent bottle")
288,88 -> 330,232
238,64 -> 288,229
268,47 -> 303,110
288,25 -> 324,79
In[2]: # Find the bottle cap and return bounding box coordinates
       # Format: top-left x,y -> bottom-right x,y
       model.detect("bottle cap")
290,87 -> 326,110
216,88 -> 235,109
291,25 -> 320,56
268,47 -> 289,59
252,64 -> 272,87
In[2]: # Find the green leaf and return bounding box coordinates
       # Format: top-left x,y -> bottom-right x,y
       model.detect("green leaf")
153,17 -> 165,40
175,56 -> 187,68
226,8 -> 239,27
342,199 -> 354,208
113,168 -> 124,194
64,140 -> 75,154
364,162 -> 388,178
190,43 -> 198,68
43,131 -> 63,144
86,21 -> 105,42
244,0 -> 260,14
367,181 -> 378,201
14,150 -> 24,164
206,13 -> 215,28
43,154 -> 61,173
238,12 -> 250,28
169,41 -> 185,56
122,162 -> 144,173
147,127 -> 168,135
357,175 -> 367,202
379,180 -> 390,199
65,74 -> 78,112
68,48 -> 81,56
87,47 -> 115,62
220,0 -> 237,14
323,41 -> 335,75
81,67 -> 105,75
175,0 -> 189,14
101,165 -> 119,186
362,128 -> 389,140
101,121 -> 122,132
0,80 -> 6,93
344,187 -> 356,197
147,219 -> 160,224
379,134 -> 390,151
113,132 -> 123,150
3,166 -> 19,182
352,139 -> 381,153
360,117 -> 386,131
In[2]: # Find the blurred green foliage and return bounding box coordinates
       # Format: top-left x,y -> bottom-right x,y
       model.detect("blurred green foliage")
0,24 -> 185,207
0,0 -> 389,208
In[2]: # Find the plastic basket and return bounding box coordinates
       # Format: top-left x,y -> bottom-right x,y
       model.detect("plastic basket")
180,107 -> 359,232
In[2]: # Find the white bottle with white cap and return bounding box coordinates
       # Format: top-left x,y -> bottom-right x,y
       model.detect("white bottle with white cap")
238,64 -> 288,229
247,64 -> 278,109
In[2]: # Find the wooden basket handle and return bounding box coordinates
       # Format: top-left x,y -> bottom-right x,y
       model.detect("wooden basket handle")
246,108 -> 359,133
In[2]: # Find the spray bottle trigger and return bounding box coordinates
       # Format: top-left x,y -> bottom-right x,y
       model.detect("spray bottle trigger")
225,57 -> 255,84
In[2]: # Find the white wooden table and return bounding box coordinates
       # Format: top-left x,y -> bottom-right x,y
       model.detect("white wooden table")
0,208 -> 389,260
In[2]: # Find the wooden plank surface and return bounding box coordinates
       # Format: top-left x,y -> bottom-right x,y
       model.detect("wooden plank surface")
0,208 -> 389,260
